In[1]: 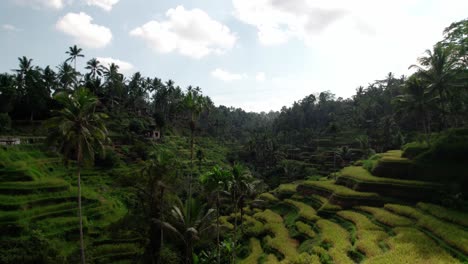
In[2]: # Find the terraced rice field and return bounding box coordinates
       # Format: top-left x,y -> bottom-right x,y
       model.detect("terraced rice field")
228,150 -> 468,263
0,147 -> 142,263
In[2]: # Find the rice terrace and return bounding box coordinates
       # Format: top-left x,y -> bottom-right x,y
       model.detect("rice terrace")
0,1 -> 467,263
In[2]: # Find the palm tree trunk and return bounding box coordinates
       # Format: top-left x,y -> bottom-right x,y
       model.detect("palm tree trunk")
77,145 -> 86,264
216,193 -> 220,264
232,197 -> 238,264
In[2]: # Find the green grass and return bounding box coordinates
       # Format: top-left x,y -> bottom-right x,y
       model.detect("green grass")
239,238 -> 263,264
356,206 -> 413,227
316,219 -> 354,264
339,166 -> 439,187
284,199 -> 320,222
295,221 -> 316,238
243,214 -> 264,236
362,227 -> 460,264
384,204 -> 468,254
258,192 -> 279,202
254,209 -> 284,224
301,180 -> 380,198
402,141 -> 429,159
276,183 -> 298,194
355,230 -> 388,257
417,202 -> 468,227
0,179 -> 70,193
337,210 -> 382,231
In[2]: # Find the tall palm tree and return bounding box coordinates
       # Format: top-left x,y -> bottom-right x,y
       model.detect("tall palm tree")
410,43 -> 460,127
184,89 -> 208,202
228,164 -> 254,263
157,197 -> 215,264
13,56 -> 33,92
57,62 -> 78,93
85,58 -> 104,79
394,74 -> 435,144
66,45 -> 85,71
200,166 -> 232,264
45,88 -> 108,264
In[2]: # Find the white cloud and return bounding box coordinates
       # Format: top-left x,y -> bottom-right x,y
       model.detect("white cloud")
97,57 -> 134,73
85,0 -> 119,11
211,68 -> 246,81
256,72 -> 266,82
2,24 -> 21,32
130,5 -> 237,59
56,12 -> 112,48
13,0 -> 65,10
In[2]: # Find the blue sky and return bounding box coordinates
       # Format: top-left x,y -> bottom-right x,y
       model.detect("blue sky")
1,0 -> 467,112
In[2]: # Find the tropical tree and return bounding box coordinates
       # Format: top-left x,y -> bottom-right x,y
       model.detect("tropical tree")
410,43 -> 461,127
57,62 -> 78,93
66,45 -> 85,70
157,197 -> 215,264
184,88 -> 208,203
45,88 -> 109,264
394,74 -> 435,144
137,151 -> 173,263
200,166 -> 232,264
85,58 -> 104,79
228,164 -> 255,263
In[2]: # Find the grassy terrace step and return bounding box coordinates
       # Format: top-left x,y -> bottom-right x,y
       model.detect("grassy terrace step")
34,216 -> 84,237
254,209 -> 300,261
356,206 -> 413,227
336,211 -> 388,257
91,243 -> 141,263
239,238 -> 263,264
384,204 -> 468,255
416,202 -> 468,227
298,180 -> 382,208
316,219 -> 354,264
0,190 -> 77,210
362,227 -> 461,264
337,166 -> 441,200
257,192 -> 279,203
0,179 -> 70,195
295,221 -> 316,238
284,199 -> 320,222
371,150 -> 417,180
303,194 -> 342,212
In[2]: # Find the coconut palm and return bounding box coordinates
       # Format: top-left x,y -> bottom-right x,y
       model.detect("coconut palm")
394,74 -> 436,144
66,45 -> 85,70
45,88 -> 108,264
410,43 -> 460,127
184,88 -> 209,203
85,58 -> 104,79
200,166 -> 232,264
57,62 -> 78,93
157,197 -> 215,264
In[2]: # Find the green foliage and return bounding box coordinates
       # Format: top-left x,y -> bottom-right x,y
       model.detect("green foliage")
295,221 -> 316,238
417,202 -> 468,227
238,238 -> 263,264
284,199 -> 319,222
0,113 -> 12,133
316,219 -> 354,264
356,206 -> 413,227
301,180 -> 380,198
384,203 -> 468,254
362,228 -> 459,264
402,141 -> 429,159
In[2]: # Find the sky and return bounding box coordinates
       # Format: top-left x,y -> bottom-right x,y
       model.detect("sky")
0,0 -> 467,112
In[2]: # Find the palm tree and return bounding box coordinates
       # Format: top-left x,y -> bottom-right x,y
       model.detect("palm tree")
394,74 -> 435,144
45,88 -> 108,264
200,166 -> 232,264
228,164 -> 255,263
66,45 -> 85,71
13,56 -> 33,92
157,197 -> 215,264
137,151 -> 171,263
57,62 -> 78,93
184,89 -> 208,204
85,58 -> 104,79
410,43 -> 460,127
